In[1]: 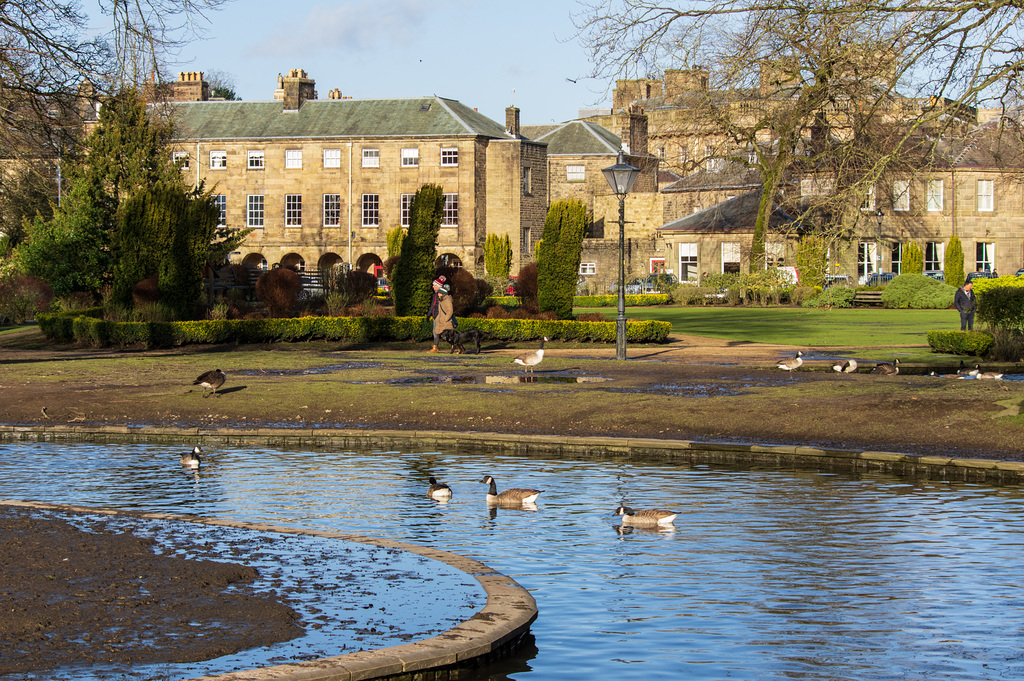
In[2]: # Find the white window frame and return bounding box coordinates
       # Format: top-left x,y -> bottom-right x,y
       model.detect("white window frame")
285,149 -> 302,169
579,262 -> 597,275
926,179 -> 943,211
285,194 -> 302,227
247,195 -> 264,228
721,242 -> 741,273
400,194 -> 414,227
893,179 -> 910,211
860,186 -> 876,211
323,194 -> 341,227
172,151 -> 189,169
679,243 -> 699,282
566,165 -> 586,182
401,147 -> 419,167
440,147 -> 459,166
765,241 -> 785,267
362,193 -> 380,227
976,242 -> 995,272
978,179 -> 994,212
891,243 -> 903,274
213,195 -> 226,226
858,242 -> 878,278
925,241 -> 944,271
362,148 -> 380,168
323,148 -> 342,168
247,150 -> 265,170
442,193 -> 458,226
209,150 -> 227,169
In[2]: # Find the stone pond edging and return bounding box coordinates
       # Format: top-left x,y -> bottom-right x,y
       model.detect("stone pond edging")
2,424 -> 1023,485
1,499 -> 538,681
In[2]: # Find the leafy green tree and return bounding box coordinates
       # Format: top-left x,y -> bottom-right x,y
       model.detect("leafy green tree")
387,225 -> 406,258
945,235 -> 965,288
537,200 -> 587,319
484,233 -> 513,279
903,242 -> 924,274
391,185 -> 443,316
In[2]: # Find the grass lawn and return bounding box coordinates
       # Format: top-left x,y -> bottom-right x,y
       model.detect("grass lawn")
576,306 -> 957,347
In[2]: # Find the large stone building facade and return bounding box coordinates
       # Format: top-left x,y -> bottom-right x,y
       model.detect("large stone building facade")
164,70 -> 548,277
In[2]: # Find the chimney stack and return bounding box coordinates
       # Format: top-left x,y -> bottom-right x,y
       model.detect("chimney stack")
277,69 -> 316,111
505,106 -> 520,138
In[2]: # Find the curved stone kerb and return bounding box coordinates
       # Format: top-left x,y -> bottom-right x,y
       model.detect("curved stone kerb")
0,500 -> 537,681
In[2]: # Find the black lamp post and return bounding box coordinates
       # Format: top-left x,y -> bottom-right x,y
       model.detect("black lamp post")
875,208 -> 884,276
602,151 -> 641,360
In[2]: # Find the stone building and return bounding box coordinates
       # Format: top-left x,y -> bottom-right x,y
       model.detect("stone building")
163,70 -> 548,276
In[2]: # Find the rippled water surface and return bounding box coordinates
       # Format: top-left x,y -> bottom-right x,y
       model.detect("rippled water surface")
2,441 -> 1024,680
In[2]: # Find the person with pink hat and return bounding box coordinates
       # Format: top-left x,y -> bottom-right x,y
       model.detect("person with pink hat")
428,276 -> 453,353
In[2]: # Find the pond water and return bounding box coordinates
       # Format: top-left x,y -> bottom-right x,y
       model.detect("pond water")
2,442 -> 1024,680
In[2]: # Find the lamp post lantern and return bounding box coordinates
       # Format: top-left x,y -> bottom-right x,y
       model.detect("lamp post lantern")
602,150 -> 641,360
875,208 -> 884,279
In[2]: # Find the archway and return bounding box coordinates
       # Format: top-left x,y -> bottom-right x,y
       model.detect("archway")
356,253 -> 384,278
280,253 -> 305,271
318,253 -> 344,271
242,253 -> 268,271
435,253 -> 463,269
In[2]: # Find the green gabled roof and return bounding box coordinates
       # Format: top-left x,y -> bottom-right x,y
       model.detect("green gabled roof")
165,96 -> 512,141
521,120 -> 620,155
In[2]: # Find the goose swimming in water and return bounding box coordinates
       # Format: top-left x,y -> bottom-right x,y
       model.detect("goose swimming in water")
180,445 -> 202,469
479,475 -> 542,505
428,476 -> 453,499
870,358 -> 901,375
614,506 -> 678,527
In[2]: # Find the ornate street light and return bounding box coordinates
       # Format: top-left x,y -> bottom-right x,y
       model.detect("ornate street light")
602,150 -> 641,360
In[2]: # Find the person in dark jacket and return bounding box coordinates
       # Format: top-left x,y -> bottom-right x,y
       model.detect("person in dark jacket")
954,280 -> 977,330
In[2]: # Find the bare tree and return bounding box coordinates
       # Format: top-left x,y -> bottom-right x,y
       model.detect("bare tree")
573,0 -> 1024,268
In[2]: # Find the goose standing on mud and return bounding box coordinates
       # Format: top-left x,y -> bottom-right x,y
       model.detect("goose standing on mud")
479,475 -> 542,505
832,359 -> 858,373
614,506 -> 678,527
180,445 -> 202,470
871,358 -> 901,375
513,337 -> 548,374
777,351 -> 803,371
427,476 -> 453,500
193,369 -> 226,398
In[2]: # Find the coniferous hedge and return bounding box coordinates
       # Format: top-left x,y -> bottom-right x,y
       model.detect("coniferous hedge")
537,200 -> 587,319
392,184 -> 444,316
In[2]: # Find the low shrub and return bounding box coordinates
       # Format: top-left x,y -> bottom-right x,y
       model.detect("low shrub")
926,330 -> 993,356
987,327 -> 1024,362
255,268 -> 302,318
881,274 -> 955,309
574,294 -> 671,307
977,285 -> 1024,332
802,286 -> 855,308
0,274 -> 53,324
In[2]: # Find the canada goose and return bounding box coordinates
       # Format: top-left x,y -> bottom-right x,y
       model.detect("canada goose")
832,359 -> 858,373
479,475 -> 542,505
977,369 -> 1005,380
513,337 -> 548,374
614,506 -> 678,526
777,351 -> 804,371
193,369 -> 226,398
428,476 -> 453,499
956,361 -> 980,377
180,445 -> 202,469
871,358 -> 901,375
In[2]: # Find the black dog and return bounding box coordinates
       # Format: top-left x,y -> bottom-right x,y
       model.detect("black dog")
440,328 -> 491,354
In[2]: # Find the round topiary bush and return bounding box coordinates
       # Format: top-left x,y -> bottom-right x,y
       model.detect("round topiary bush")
880,274 -> 955,309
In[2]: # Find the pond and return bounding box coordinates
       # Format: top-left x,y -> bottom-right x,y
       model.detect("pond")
2,442 -> 1023,680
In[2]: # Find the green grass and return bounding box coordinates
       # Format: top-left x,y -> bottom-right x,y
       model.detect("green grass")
576,306 -> 956,347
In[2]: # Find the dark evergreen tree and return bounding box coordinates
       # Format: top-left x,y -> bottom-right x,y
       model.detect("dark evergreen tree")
392,184 -> 444,316
537,199 -> 587,319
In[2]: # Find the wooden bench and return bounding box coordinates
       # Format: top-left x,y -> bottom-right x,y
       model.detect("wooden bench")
853,291 -> 883,306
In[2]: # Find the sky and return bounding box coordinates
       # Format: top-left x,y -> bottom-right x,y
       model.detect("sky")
110,0 -> 615,125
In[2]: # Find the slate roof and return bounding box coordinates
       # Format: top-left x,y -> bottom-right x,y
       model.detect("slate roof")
657,189 -> 795,233
662,161 -> 762,192
164,96 -> 513,141
520,120 -> 620,155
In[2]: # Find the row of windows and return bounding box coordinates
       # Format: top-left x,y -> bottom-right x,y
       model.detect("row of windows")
840,178 -> 997,213
234,193 -> 460,228
174,147 -> 460,171
856,241 -> 996,274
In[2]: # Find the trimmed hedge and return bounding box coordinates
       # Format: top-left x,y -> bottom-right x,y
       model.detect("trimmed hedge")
574,294 -> 670,307
37,311 -> 671,348
926,330 -> 994,356
976,284 -> 1024,332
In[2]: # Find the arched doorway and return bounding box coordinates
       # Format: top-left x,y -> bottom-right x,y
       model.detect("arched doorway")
280,253 -> 305,271
356,253 -> 384,277
435,253 -> 463,269
242,253 -> 268,270
318,253 -> 344,271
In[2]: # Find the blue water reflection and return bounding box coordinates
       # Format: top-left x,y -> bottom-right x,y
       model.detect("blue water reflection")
1,441 -> 1023,680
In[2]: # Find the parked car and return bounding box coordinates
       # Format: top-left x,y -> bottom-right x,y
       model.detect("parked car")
609,277 -> 646,295
865,272 -> 896,287
1015,268 -> 1024,277
376,277 -> 391,294
966,270 -> 997,282
824,274 -> 854,288
923,270 -> 945,281
644,273 -> 678,293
